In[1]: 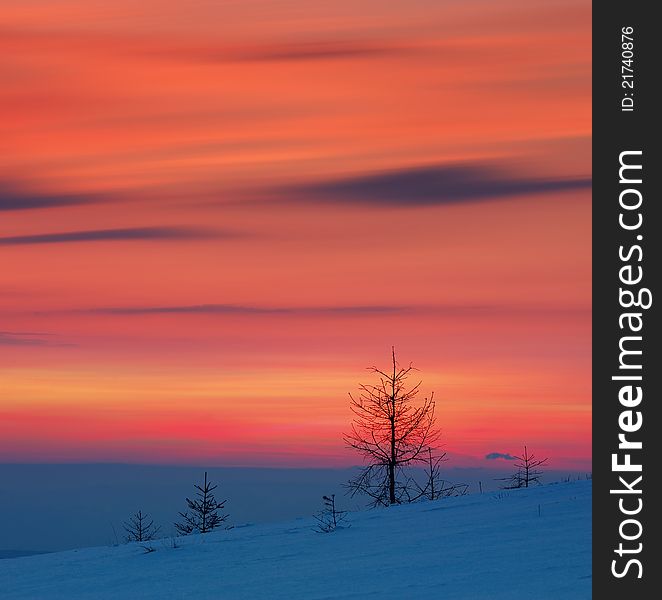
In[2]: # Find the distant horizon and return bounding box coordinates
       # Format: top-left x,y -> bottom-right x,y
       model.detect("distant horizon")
0,448 -> 592,473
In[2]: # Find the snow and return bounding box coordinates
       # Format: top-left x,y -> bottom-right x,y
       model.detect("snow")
0,480 -> 591,599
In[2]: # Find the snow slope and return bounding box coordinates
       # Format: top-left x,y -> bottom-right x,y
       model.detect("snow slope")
0,480 -> 591,600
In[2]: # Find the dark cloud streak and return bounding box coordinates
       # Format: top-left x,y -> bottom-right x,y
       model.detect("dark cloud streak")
86,304 -> 408,317
48,303 -> 589,318
290,164 -> 591,207
0,185 -> 102,212
0,227 -> 229,246
166,39 -> 414,64
0,331 -> 67,347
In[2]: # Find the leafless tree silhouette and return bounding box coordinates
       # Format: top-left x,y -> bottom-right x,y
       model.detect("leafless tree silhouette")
123,509 -> 160,543
498,446 -> 549,489
344,348 -> 440,506
313,494 -> 349,533
175,472 -> 228,535
407,447 -> 469,501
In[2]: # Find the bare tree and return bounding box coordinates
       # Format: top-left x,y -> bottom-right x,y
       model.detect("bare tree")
412,447 -> 447,501
498,446 -> 549,489
313,494 -> 349,533
344,348 -> 440,506
123,510 -> 160,543
407,448 -> 469,501
175,472 -> 228,535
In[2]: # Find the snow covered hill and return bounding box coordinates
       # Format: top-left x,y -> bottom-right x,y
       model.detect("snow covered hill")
0,480 -> 591,600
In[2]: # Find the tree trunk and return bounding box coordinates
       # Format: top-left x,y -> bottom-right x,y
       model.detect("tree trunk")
389,348 -> 397,504
202,472 -> 207,532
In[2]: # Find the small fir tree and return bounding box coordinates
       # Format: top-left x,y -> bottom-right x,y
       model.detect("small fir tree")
313,494 -> 349,533
498,446 -> 549,489
175,472 -> 229,535
123,510 -> 160,542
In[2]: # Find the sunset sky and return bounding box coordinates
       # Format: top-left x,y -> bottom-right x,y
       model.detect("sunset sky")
1,0 -> 591,470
